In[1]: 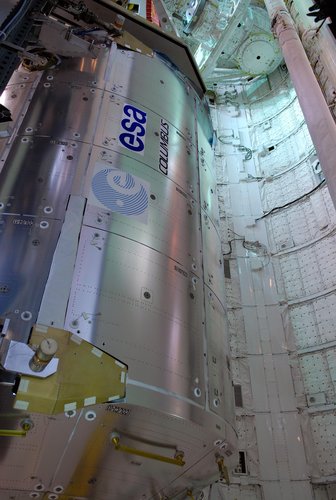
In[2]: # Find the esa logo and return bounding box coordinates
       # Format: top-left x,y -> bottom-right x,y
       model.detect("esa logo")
92,168 -> 148,218
119,104 -> 147,154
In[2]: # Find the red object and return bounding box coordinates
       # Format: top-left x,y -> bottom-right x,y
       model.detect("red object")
146,0 -> 160,26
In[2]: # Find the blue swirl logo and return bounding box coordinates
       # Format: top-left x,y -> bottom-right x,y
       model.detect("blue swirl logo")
92,169 -> 148,216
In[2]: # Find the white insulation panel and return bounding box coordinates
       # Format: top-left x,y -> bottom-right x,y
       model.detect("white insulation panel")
256,124 -> 313,176
261,160 -> 322,210
266,187 -> 335,254
311,413 -> 336,476
272,232 -> 336,301
253,97 -> 305,148
202,483 -> 263,499
289,292 -> 336,349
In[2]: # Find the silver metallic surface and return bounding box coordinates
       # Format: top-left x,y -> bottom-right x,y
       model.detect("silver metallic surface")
83,147 -> 202,272
65,225 -> 206,403
19,80 -> 105,145
106,50 -> 197,141
0,137 -> 88,219
0,39 -> 236,499
202,211 -> 225,304
0,214 -> 61,343
37,195 -> 87,328
0,70 -> 40,126
197,100 -> 216,177
204,285 -> 234,422
200,155 -> 220,227
93,93 -> 199,197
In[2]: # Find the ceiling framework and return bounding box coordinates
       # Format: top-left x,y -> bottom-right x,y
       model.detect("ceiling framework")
158,0 -> 283,79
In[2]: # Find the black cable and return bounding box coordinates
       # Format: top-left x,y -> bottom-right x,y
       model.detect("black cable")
256,179 -> 326,220
223,237 -> 245,255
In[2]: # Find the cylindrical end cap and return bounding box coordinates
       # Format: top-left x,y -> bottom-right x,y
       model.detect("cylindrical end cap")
40,338 -> 58,356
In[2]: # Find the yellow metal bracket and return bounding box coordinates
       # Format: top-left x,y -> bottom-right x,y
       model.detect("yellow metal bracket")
110,432 -> 185,466
0,429 -> 26,437
216,453 -> 230,484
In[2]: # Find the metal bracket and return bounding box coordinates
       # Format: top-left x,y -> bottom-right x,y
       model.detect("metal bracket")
110,432 -> 185,466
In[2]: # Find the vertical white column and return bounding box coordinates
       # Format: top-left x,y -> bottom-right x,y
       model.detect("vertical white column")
264,0 -> 336,208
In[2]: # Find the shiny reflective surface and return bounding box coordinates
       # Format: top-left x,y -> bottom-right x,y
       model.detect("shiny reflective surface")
83,147 -> 202,272
93,93 -> 200,196
0,215 -> 61,343
0,44 -> 236,499
107,50 -> 197,141
0,137 -> 86,219
65,225 -> 206,403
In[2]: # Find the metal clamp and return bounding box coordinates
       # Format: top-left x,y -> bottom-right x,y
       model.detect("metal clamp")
110,432 -> 185,466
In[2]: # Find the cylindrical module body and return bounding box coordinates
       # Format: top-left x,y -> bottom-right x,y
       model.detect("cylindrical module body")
0,43 -> 236,498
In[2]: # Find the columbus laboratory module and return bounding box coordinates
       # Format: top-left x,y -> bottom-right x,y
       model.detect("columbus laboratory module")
0,1 -> 237,498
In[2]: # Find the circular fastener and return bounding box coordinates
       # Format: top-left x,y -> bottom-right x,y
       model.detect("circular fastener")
194,387 -> 201,398
43,206 -> 53,214
20,418 -> 34,431
53,486 -> 64,494
21,137 -> 29,143
73,132 -> 80,138
191,277 -> 197,285
213,398 -> 220,407
46,75 -> 53,81
0,202 -> 4,209
40,221 -> 49,229
143,291 -> 151,300
25,127 -> 33,133
85,411 -> 96,421
0,284 -> 9,294
34,484 -> 45,491
191,263 -> 197,271
219,441 -> 228,450
90,88 -> 95,93
43,82 -> 51,88
65,409 -> 76,418
21,310 -> 32,321
48,494 -> 58,500
29,493 -> 40,499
